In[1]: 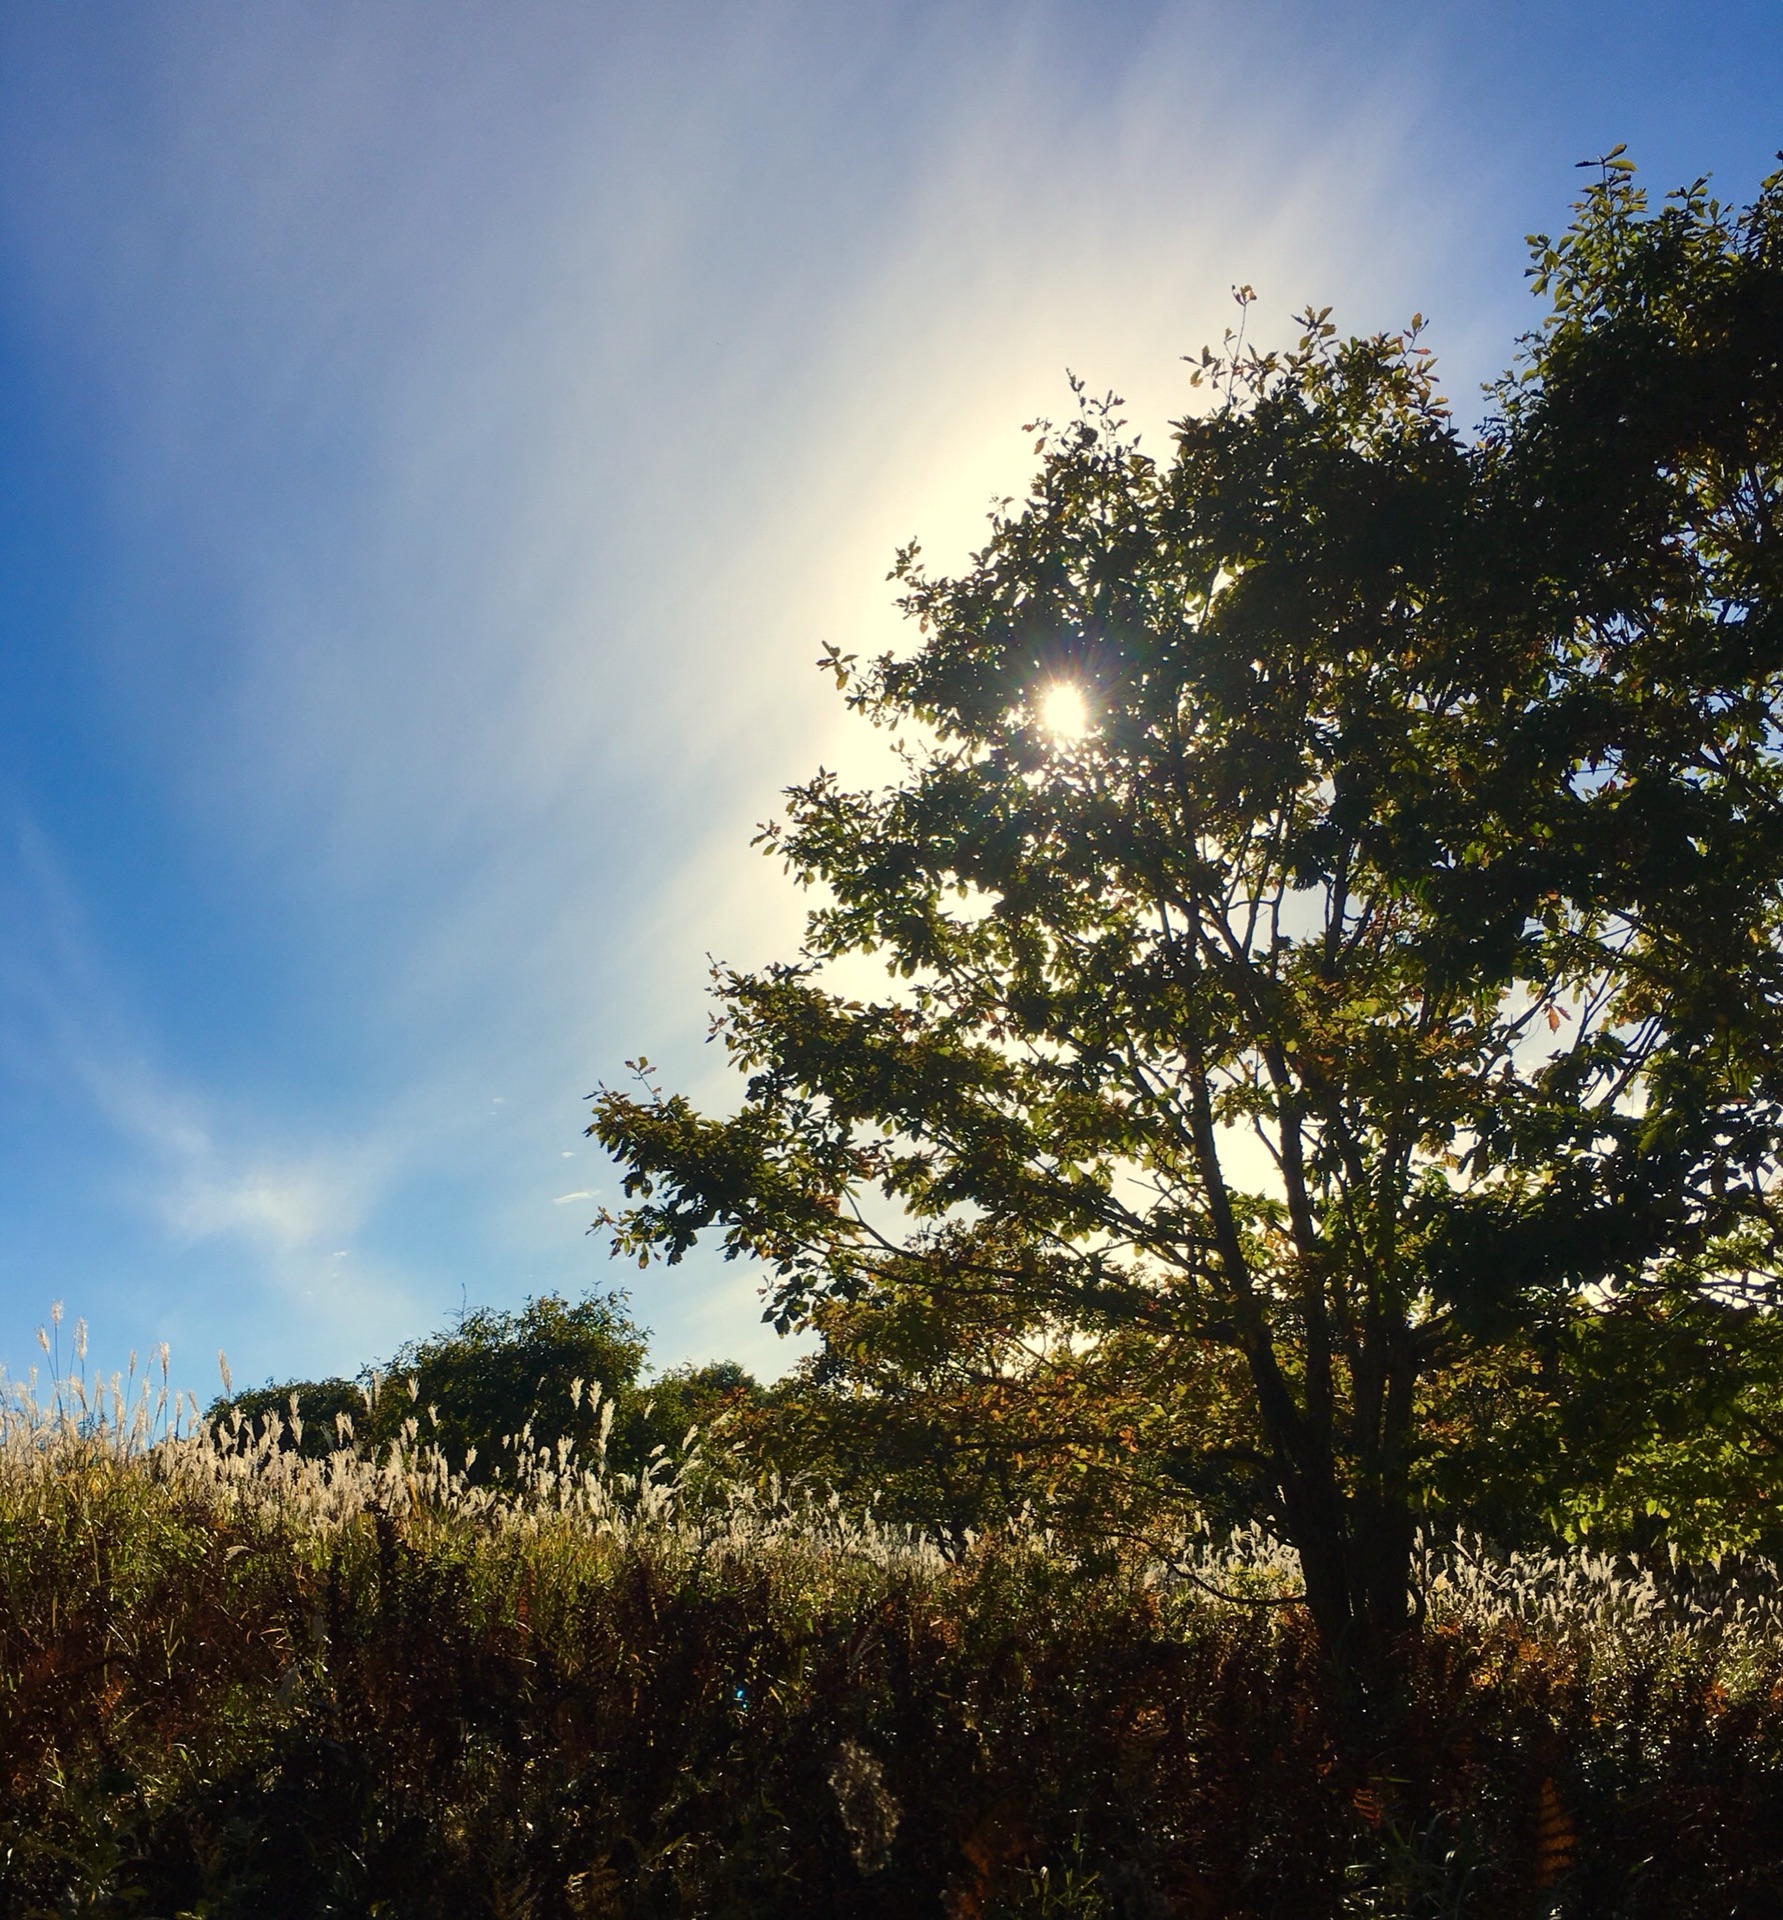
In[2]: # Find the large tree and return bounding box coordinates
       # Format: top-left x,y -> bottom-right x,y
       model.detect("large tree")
593,159 -> 1783,1700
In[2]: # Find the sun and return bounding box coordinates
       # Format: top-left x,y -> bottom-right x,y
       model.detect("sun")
1037,681 -> 1091,742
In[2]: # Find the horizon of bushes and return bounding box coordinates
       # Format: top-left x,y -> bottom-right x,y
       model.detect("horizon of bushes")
207,1283 -> 1783,1571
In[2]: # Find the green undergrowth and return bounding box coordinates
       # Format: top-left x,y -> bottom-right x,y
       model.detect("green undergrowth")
3,1388 -> 1783,1918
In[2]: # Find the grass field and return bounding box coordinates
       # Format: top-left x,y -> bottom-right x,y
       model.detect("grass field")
4,1362 -> 1782,1918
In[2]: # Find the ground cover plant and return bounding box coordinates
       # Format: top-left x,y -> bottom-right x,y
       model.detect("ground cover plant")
4,1361 -> 1783,1919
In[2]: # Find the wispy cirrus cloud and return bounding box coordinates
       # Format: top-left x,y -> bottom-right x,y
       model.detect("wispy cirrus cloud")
0,1 -> 1771,1389
0,4 -> 1500,1385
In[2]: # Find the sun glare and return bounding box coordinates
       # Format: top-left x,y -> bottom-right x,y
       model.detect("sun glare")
1037,682 -> 1090,742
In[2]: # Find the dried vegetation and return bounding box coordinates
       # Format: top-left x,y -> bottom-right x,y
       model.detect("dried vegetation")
3,1355 -> 1782,1918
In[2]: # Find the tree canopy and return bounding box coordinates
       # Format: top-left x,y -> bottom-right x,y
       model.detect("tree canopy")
592,158 -> 1783,1695
216,1290 -> 756,1485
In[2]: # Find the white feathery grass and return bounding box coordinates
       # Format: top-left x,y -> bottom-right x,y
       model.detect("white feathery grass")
5,1353 -> 1782,1660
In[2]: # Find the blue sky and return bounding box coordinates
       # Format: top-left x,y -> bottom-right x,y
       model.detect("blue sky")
0,1 -> 1776,1396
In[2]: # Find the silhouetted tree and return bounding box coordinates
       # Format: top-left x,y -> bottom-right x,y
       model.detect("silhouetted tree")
594,156 -> 1783,1711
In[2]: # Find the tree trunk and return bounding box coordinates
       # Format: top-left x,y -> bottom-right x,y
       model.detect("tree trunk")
1270,1432 -> 1417,1753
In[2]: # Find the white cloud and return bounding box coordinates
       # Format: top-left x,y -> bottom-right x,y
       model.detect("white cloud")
0,3 -> 1519,1385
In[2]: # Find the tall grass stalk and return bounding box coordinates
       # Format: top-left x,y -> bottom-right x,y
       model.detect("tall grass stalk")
3,1365 -> 1781,1917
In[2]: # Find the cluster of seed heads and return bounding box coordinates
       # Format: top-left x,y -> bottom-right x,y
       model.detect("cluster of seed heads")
7,1334 -> 1781,1654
